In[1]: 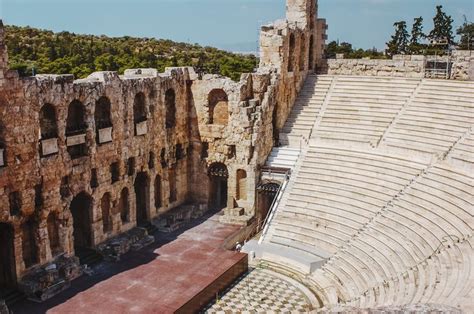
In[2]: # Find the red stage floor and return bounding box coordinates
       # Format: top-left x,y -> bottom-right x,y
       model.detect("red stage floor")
15,215 -> 244,314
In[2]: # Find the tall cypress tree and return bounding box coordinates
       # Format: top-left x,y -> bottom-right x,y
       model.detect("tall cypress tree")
409,17 -> 425,54
386,21 -> 410,56
428,5 -> 454,49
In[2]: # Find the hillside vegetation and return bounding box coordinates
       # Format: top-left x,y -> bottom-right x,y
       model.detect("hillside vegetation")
4,25 -> 258,81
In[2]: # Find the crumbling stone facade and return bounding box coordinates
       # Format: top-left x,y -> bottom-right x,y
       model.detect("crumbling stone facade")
0,0 -> 325,300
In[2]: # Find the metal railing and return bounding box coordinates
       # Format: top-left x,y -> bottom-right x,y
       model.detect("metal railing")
258,170 -> 291,244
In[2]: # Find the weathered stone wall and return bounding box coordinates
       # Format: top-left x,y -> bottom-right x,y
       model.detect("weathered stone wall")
326,51 -> 474,80
0,0 -> 325,289
0,67 -> 193,279
450,50 -> 474,80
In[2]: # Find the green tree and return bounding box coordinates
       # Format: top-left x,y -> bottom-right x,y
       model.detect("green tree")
4,24 -> 257,81
386,21 -> 410,56
428,5 -> 454,49
457,17 -> 474,50
409,17 -> 425,54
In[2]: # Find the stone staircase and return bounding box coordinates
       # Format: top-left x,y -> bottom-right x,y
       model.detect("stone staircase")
264,147 -> 300,170
280,75 -> 333,147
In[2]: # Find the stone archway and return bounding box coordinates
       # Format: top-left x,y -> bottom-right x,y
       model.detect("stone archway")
208,163 -> 229,210
208,89 -> 229,125
70,192 -> 93,250
134,172 -> 149,226
0,223 -> 16,288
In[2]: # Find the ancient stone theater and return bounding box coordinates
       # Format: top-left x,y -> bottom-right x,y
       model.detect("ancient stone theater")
0,0 -> 473,313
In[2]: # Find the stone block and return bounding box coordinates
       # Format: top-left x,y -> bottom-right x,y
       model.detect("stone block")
135,121 -> 148,136
18,255 -> 82,302
0,148 -> 4,166
66,134 -> 86,146
98,127 -> 113,144
224,207 -> 245,217
41,138 -> 59,156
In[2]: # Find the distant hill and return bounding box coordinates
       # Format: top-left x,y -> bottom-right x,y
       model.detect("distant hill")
4,25 -> 258,81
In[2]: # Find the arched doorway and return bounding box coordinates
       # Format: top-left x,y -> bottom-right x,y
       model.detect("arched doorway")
208,163 -> 228,210
70,192 -> 93,250
134,172 -> 149,226
119,188 -> 130,223
0,223 -> 16,288
257,182 -> 281,222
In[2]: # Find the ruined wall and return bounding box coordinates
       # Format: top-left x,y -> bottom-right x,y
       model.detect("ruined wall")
0,66 -> 193,279
259,0 -> 322,135
0,0 -> 325,288
326,51 -> 474,80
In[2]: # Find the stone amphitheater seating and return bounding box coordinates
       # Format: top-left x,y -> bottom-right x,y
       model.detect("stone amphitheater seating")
311,76 -> 420,146
252,75 -> 474,311
383,80 -> 474,156
265,145 -> 428,255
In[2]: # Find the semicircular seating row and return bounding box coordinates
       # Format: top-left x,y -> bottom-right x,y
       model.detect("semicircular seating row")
263,75 -> 474,311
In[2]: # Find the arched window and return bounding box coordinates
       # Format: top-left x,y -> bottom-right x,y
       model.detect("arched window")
66,100 -> 86,136
66,100 -> 87,159
309,35 -> 314,70
22,218 -> 38,268
165,89 -> 176,129
95,97 -> 112,129
119,188 -> 130,223
208,89 -> 229,125
133,93 -> 147,124
299,34 -> 306,70
288,33 -> 296,72
101,193 -> 112,233
47,213 -> 61,256
236,170 -> 247,201
154,175 -> 162,209
39,104 -> 58,139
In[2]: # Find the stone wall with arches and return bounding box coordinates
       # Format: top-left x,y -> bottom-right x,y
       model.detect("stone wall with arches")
0,0 -> 325,294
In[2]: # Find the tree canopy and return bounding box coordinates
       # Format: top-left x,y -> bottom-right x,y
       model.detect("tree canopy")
386,21 -> 410,56
325,41 -> 385,59
4,25 -> 257,81
427,5 -> 455,49
457,18 -> 474,50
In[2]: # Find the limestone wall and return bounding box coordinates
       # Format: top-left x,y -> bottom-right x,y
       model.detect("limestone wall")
0,67 -> 193,278
326,51 -> 474,80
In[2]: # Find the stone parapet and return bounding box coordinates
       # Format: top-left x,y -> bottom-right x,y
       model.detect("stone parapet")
326,51 -> 474,80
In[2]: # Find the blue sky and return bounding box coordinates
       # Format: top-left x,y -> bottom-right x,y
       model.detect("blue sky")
0,0 -> 473,52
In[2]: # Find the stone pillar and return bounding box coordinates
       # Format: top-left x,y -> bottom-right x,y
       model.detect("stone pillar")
37,220 -> 50,264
